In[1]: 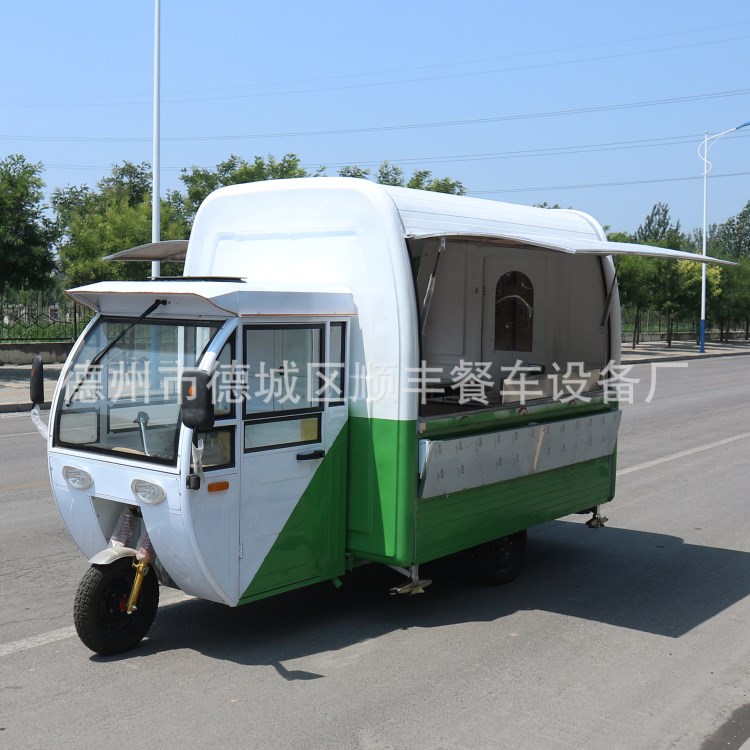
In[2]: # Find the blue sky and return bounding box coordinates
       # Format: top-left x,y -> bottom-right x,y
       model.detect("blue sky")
2,1 -> 749,234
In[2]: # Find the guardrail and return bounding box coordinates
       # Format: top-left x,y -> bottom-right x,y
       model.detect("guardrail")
0,291 -> 93,343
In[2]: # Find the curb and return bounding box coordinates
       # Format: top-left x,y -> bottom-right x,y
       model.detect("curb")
0,401 -> 51,415
621,350 -> 750,366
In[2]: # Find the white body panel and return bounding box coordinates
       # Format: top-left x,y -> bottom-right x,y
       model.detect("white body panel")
48,450 -> 230,603
185,180 -> 420,422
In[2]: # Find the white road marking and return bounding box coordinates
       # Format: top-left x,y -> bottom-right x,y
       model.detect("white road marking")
0,626 -> 78,658
0,592 -> 195,658
0,431 -> 42,438
617,432 -> 750,476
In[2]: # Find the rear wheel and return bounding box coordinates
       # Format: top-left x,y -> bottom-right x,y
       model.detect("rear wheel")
73,557 -> 159,655
476,530 -> 527,585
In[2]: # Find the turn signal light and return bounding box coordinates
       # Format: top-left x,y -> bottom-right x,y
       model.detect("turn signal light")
207,481 -> 229,493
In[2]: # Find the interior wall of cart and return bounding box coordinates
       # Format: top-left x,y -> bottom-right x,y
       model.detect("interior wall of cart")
413,239 -> 611,382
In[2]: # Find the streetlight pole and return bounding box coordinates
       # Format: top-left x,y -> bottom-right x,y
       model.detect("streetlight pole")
151,0 -> 161,279
698,120 -> 750,352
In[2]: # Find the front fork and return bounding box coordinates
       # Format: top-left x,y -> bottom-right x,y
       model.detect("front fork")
126,559 -> 151,614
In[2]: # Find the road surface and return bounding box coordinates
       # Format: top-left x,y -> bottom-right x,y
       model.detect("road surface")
0,357 -> 748,749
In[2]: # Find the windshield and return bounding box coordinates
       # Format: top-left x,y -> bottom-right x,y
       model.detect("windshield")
54,316 -> 222,465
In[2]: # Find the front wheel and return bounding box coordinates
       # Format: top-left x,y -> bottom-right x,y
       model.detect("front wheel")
73,557 -> 159,655
476,530 -> 527,585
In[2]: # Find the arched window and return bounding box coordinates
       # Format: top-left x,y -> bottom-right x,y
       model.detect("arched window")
494,271 -> 533,351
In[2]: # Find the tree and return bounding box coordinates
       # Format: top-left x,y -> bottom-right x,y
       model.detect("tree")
407,171 -> 465,195
0,154 -> 56,291
53,162 -> 188,287
611,249 -> 655,348
713,258 -> 750,339
337,165 -> 370,179
715,200 -> 750,259
634,202 -> 683,248
376,161 -> 405,187
99,162 -> 152,208
631,203 -> 693,347
372,162 -> 465,194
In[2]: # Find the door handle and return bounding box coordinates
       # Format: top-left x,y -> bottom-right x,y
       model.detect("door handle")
296,449 -> 326,461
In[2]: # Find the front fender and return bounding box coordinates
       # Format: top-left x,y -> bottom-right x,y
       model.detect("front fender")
88,547 -> 137,566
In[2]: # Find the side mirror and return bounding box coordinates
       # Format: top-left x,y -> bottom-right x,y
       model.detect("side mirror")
180,369 -> 215,431
30,355 -> 45,406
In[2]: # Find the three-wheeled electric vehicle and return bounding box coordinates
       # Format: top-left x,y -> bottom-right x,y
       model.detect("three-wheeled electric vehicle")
32,178 -> 731,654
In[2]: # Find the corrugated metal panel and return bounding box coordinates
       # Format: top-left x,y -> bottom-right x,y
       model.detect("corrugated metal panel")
383,186 -> 602,241
383,185 -> 733,265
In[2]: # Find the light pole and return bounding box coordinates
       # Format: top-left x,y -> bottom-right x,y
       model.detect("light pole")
698,119 -> 750,352
151,0 -> 161,279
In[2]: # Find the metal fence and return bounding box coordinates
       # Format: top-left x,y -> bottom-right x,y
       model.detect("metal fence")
0,290 -> 94,343
621,306 -> 697,336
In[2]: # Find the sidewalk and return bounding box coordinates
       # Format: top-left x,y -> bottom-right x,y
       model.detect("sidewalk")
620,339 -> 750,364
0,363 -> 63,414
0,341 -> 748,414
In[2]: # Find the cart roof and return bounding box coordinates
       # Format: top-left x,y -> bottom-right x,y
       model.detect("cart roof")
382,185 -> 734,265
102,181 -> 732,267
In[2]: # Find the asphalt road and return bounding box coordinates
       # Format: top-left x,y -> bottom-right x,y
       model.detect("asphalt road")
0,357 -> 748,750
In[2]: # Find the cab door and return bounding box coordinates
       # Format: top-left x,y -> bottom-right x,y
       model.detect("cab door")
238,320 -> 348,602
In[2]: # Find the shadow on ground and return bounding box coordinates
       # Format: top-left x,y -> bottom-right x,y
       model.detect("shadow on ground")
97,519 -> 750,670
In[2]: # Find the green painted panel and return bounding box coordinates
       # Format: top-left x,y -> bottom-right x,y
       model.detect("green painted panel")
415,454 -> 615,564
346,417 -> 417,566
239,423 -> 348,603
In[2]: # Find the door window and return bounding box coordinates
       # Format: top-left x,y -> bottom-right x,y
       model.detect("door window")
243,325 -> 324,452
495,271 -> 534,351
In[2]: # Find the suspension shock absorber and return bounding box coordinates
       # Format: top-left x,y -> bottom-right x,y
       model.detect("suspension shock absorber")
126,529 -> 156,615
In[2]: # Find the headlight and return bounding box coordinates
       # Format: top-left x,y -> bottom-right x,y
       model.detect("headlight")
131,479 -> 166,505
62,466 -> 93,490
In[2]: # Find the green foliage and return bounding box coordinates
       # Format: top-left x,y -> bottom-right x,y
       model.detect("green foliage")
634,202 -> 683,249
53,161 -> 188,287
408,172 -> 466,195
337,165 -> 370,179
99,162 -> 152,207
372,162 -> 465,194
0,154 -> 56,291
613,203 -> 722,345
615,254 -> 655,311
715,200 -> 750,259
376,161 -> 405,186
713,257 -> 750,336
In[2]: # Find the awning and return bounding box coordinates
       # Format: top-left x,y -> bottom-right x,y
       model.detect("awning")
404,231 -> 736,266
102,240 -> 189,262
65,280 -> 356,318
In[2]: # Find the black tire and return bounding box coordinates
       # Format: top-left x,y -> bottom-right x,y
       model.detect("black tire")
73,557 -> 159,655
476,530 -> 527,586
